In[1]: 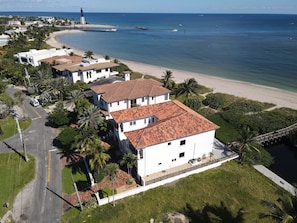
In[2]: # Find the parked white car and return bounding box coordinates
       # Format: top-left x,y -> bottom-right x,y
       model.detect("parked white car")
30,98 -> 40,107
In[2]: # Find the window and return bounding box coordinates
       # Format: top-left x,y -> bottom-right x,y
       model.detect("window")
130,121 -> 136,126
142,97 -> 145,102
96,69 -> 102,73
168,142 -> 171,146
151,96 -> 154,100
165,94 -> 168,100
180,140 -> 186,146
179,152 -> 185,158
109,103 -> 112,107
105,68 -> 108,72
144,119 -> 146,124
158,162 -> 162,165
117,101 -> 120,105
139,149 -> 143,159
172,158 -> 176,162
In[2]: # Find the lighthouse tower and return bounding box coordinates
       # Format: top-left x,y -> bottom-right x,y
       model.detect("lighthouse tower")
80,8 -> 86,25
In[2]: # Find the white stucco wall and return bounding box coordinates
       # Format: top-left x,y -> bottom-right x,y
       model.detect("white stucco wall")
137,130 -> 216,177
15,48 -> 72,67
103,93 -> 169,113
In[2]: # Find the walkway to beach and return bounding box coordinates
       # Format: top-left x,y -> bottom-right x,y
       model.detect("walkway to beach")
253,165 -> 296,195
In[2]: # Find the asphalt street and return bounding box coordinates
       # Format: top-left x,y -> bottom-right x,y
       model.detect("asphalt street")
1,87 -> 62,223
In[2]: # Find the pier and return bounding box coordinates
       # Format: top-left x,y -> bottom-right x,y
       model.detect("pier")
253,123 -> 297,145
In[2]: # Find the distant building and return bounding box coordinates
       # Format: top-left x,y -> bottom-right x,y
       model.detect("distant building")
80,8 -> 86,25
14,48 -> 73,67
52,57 -> 119,84
0,34 -> 10,46
7,20 -> 21,26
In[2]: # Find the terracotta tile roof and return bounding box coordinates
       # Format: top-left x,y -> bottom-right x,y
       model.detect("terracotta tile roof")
40,55 -> 83,65
111,100 -> 219,149
53,61 -> 119,72
90,79 -> 170,103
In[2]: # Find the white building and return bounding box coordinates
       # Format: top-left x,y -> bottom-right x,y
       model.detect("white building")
14,48 -> 73,67
110,100 -> 219,185
0,34 -> 10,46
53,58 -> 119,84
91,78 -> 171,118
8,20 -> 21,26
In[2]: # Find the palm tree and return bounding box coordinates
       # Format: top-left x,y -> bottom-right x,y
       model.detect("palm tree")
86,137 -> 110,174
30,65 -> 53,94
84,50 -> 94,59
78,105 -> 105,130
66,90 -> 84,112
237,125 -> 260,162
175,78 -> 200,98
73,127 -> 97,154
120,153 -> 137,183
104,163 -> 119,207
161,70 -> 174,89
259,196 -> 297,222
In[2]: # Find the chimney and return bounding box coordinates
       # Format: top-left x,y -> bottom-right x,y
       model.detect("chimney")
124,71 -> 131,81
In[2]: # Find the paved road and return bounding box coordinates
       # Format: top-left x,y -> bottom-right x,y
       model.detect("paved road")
1,87 -> 62,223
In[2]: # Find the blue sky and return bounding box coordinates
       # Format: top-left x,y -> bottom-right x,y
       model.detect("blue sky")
0,0 -> 297,14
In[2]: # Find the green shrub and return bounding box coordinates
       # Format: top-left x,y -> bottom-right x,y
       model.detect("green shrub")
100,187 -> 116,198
48,110 -> 70,127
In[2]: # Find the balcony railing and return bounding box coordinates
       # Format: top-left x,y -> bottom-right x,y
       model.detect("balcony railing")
144,153 -> 238,186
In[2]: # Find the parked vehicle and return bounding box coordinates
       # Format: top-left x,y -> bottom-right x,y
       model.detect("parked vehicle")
30,98 -> 40,107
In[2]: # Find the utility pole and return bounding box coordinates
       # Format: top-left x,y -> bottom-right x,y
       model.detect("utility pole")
24,68 -> 31,87
15,117 -> 29,162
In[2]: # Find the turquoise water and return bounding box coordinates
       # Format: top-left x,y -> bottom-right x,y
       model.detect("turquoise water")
2,12 -> 297,92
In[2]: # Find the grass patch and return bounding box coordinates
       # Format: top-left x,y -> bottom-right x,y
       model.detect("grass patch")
0,153 -> 35,217
206,113 -> 241,143
62,162 -> 287,223
62,161 -> 89,194
0,116 -> 32,141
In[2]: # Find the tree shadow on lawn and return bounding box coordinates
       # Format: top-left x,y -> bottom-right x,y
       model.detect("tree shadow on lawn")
67,159 -> 90,191
182,202 -> 245,223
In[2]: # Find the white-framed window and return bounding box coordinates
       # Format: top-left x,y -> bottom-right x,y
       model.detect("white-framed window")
142,97 -> 145,102
179,152 -> 185,158
165,94 -> 168,100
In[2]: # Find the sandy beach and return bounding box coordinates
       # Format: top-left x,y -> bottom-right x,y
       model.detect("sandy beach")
46,29 -> 297,110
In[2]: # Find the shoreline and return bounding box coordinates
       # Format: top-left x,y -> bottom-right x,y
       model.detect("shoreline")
46,29 -> 297,110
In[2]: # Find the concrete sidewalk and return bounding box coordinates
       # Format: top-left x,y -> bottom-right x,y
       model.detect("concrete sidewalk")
254,165 -> 296,195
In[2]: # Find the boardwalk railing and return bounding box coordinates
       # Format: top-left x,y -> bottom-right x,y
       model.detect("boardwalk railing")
253,123 -> 297,145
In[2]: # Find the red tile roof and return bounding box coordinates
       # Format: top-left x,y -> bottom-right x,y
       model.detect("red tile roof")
90,79 -> 170,103
111,100 -> 219,149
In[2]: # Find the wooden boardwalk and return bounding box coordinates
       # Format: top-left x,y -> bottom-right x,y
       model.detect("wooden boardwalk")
253,123 -> 297,145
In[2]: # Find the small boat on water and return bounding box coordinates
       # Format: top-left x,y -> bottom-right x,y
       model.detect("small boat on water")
172,29 -> 178,32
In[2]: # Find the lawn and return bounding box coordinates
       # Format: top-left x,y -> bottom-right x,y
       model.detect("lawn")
0,153 -> 35,217
62,161 -> 89,194
0,116 -> 32,141
62,161 -> 288,223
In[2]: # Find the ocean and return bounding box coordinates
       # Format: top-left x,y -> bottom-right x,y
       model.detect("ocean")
2,12 -> 297,92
